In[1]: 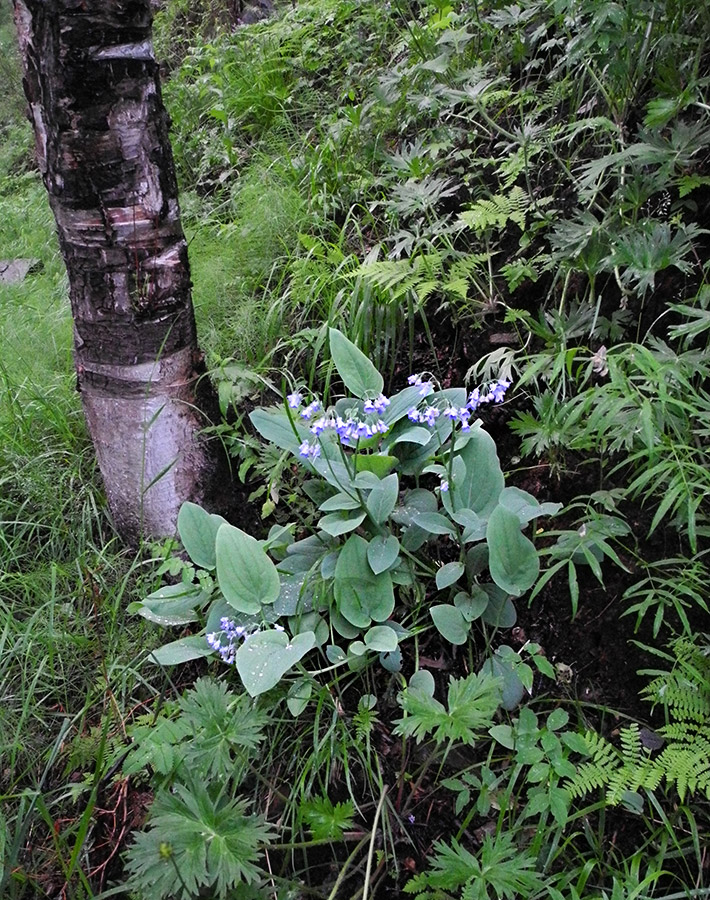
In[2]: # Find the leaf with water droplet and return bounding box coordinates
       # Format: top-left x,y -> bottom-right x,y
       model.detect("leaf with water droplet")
236,629 -> 315,696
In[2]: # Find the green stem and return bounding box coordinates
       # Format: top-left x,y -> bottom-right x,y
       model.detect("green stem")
363,785 -> 389,900
324,835 -> 371,900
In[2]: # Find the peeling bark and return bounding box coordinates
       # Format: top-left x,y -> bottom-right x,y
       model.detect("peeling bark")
13,0 -> 225,543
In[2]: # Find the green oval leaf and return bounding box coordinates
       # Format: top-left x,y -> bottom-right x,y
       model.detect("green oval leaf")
335,534 -> 395,627
148,635 -> 215,666
364,625 -> 399,652
329,328 -> 384,398
367,533 -> 400,575
481,651 -> 526,711
449,427 -> 504,517
133,583 -> 204,626
480,585 -> 517,628
287,678 -> 313,717
354,454 -> 398,477
366,473 -> 399,525
177,502 -> 226,569
454,587 -> 489,622
319,492 -> 363,512
216,523 -> 280,615
236,630 -> 315,697
414,511 -> 457,536
318,509 -> 367,536
436,561 -> 465,590
430,604 -> 470,645
486,505 -> 540,597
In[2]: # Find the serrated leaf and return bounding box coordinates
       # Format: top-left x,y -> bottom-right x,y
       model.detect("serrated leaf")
216,523 -> 280,615
329,328 -> 384,397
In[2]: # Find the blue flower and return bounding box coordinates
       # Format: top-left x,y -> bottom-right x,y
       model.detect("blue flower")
207,618 -> 256,665
287,391 -> 303,409
407,373 -> 434,397
300,400 -> 322,420
299,439 -> 321,460
421,405 -> 440,426
364,393 -> 390,414
489,378 -> 511,403
467,387 -> 482,411
310,416 -> 333,436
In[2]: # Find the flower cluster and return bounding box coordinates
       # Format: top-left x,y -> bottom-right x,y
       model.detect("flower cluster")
288,375 -> 511,463
206,617 -> 253,664
407,373 -> 435,397
407,376 -> 511,431
206,617 -> 283,664
289,390 -> 391,459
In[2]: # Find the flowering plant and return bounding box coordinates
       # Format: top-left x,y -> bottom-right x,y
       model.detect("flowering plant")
132,329 -> 560,699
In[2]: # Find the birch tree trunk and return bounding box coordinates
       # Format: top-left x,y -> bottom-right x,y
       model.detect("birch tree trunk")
13,0 -> 225,543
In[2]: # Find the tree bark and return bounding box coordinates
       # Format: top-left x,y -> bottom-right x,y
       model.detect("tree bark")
13,0 -> 225,543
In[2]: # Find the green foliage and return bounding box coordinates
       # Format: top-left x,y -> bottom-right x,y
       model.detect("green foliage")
123,678 -> 272,899
135,330 -> 559,696
300,796 -> 355,841
125,785 -> 272,900
566,636 -> 710,805
7,0 -> 710,894
394,669 -> 502,747
403,832 -> 546,900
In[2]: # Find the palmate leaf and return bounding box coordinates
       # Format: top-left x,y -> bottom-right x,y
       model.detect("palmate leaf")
178,678 -> 268,780
404,833 -> 544,900
300,796 -> 356,841
125,783 -> 272,900
394,670 -> 500,746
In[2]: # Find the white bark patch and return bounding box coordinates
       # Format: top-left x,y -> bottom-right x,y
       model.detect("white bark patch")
91,40 -> 155,61
81,348 -> 211,540
142,243 -> 184,271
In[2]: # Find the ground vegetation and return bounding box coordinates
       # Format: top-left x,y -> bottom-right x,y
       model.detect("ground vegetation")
1,0 -> 710,897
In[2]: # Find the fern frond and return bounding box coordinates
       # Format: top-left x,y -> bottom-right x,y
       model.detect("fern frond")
459,186 -> 529,234
355,252 -> 446,303
567,637 -> 710,804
